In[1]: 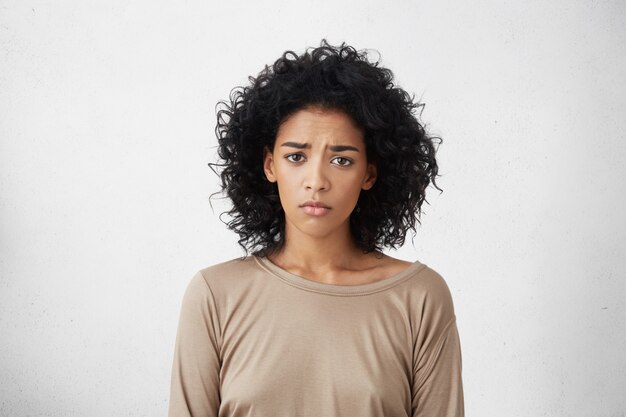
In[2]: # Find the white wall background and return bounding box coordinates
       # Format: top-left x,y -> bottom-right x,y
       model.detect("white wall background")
1,0 -> 625,416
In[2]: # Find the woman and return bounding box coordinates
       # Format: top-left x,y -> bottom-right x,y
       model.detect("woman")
168,40 -> 464,417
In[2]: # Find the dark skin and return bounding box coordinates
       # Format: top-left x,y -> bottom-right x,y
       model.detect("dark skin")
262,105 -> 413,285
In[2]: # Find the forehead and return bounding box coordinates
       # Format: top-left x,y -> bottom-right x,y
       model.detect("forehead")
276,107 -> 365,144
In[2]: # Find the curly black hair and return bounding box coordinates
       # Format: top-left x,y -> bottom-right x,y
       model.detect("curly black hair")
208,39 -> 442,258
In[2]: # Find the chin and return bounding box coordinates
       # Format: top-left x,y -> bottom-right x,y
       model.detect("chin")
291,221 -> 337,237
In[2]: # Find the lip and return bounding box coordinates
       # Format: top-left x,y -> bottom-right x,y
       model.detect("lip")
301,205 -> 330,216
300,200 -> 331,217
300,200 -> 331,209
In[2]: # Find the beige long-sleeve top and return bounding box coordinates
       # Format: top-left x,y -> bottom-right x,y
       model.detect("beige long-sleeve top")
168,255 -> 464,417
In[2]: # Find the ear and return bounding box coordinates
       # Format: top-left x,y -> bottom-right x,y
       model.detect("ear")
361,161 -> 377,190
263,146 -> 277,182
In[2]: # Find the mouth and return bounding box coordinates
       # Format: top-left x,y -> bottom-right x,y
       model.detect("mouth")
301,205 -> 331,216
300,200 -> 331,209
300,200 -> 331,216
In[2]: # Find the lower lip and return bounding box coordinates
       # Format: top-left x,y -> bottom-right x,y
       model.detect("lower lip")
301,206 -> 330,216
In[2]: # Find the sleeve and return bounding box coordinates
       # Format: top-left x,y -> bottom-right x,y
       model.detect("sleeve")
168,271 -> 222,417
411,272 -> 464,417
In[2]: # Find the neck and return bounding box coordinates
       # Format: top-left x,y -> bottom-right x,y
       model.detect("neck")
266,221 -> 381,274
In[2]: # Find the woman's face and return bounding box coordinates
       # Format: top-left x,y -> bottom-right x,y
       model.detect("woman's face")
263,106 -> 377,240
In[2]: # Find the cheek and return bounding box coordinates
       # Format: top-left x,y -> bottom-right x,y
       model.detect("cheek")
277,174 -> 298,192
275,178 -> 298,204
336,179 -> 365,203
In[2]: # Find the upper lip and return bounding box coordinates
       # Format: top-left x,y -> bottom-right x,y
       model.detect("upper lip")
301,200 -> 331,209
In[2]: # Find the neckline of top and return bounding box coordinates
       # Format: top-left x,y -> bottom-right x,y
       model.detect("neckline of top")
252,255 -> 426,296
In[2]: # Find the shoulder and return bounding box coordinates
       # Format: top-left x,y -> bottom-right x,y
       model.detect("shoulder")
180,255 -> 259,306
189,255 -> 264,296
402,262 -> 457,325
181,255 -> 254,288
412,263 -> 454,304
376,254 -> 452,297
197,255 -> 256,283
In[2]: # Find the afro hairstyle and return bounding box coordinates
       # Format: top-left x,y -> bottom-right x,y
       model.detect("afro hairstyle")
208,39 -> 442,258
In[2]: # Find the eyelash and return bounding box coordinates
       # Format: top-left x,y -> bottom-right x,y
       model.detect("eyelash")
285,153 -> 353,166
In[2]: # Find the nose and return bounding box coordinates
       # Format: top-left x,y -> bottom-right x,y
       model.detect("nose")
303,157 -> 329,192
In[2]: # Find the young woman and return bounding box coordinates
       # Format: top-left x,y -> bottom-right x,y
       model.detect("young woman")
168,40 -> 464,417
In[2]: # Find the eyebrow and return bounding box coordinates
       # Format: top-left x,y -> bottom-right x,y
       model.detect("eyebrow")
279,141 -> 360,152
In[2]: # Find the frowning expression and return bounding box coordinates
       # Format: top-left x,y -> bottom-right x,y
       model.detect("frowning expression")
263,106 -> 377,238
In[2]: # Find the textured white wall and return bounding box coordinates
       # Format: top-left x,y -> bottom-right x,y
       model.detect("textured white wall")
1,0 -> 625,416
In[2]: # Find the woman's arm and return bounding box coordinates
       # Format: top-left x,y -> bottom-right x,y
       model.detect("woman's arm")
411,270 -> 464,417
169,271 -> 222,417
411,317 -> 464,416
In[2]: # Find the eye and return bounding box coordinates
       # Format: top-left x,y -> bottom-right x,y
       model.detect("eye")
332,156 -> 353,166
285,153 -> 305,163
